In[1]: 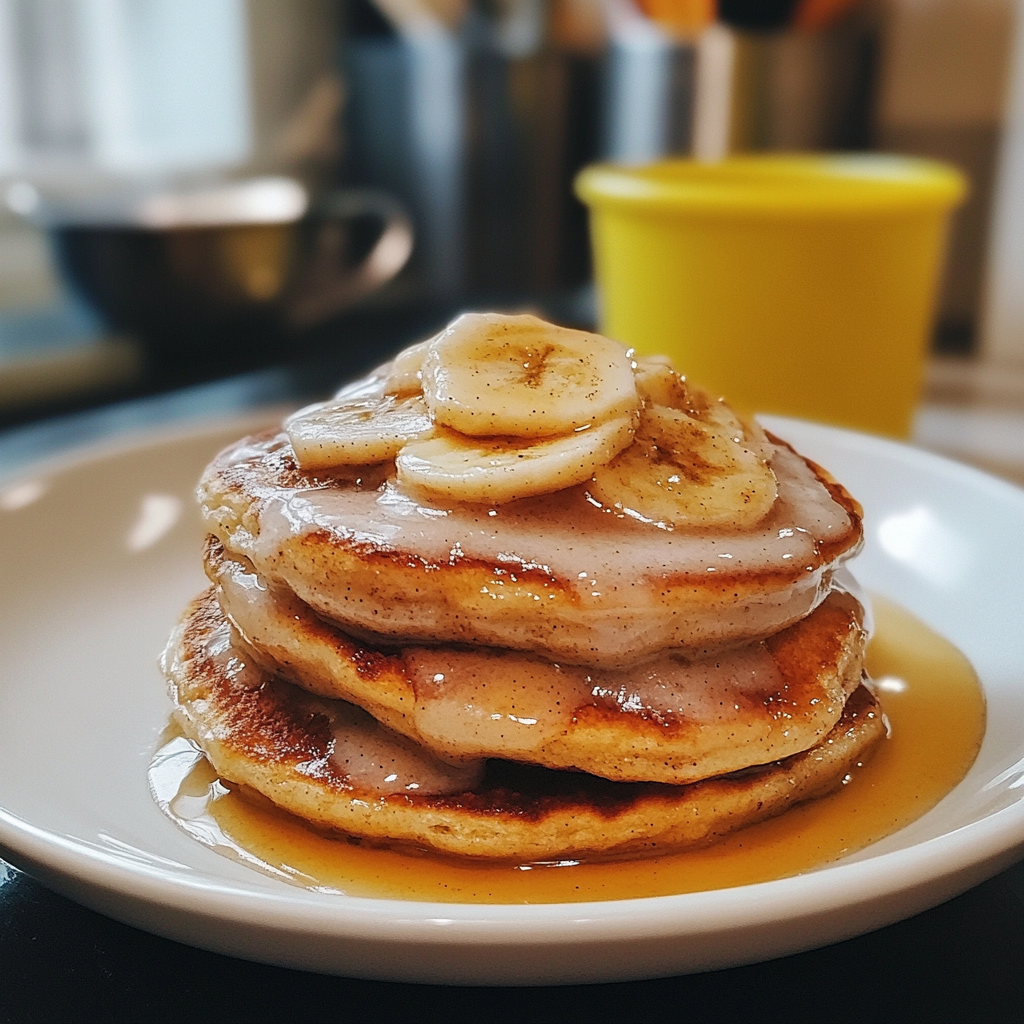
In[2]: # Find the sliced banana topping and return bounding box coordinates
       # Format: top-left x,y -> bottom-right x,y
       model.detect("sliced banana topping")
420,312 -> 639,438
396,415 -> 636,505
632,354 -> 680,408
332,372 -> 387,403
382,338 -> 432,397
285,393 -> 434,469
634,355 -> 763,436
589,398 -> 777,529
284,314 -> 778,523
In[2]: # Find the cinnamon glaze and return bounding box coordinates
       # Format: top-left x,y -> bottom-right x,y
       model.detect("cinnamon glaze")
201,431 -> 863,665
150,597 -> 984,903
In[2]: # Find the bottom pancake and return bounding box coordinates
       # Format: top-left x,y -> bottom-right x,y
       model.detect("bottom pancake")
162,590 -> 886,861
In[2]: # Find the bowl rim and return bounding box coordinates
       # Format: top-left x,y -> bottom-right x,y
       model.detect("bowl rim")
575,154 -> 967,219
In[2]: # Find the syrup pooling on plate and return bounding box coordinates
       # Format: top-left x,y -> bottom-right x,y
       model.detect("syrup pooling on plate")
150,597 -> 985,902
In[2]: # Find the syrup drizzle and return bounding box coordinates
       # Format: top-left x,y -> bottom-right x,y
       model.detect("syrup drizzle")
150,597 -> 984,903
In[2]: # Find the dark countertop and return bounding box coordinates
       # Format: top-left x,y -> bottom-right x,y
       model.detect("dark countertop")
3,856 -> 1023,1023
2,333 -> 1023,1024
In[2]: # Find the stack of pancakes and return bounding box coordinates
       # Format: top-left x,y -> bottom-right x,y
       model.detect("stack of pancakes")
162,314 -> 883,861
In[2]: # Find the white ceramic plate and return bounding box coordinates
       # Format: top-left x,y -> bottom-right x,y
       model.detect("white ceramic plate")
0,414 -> 1023,985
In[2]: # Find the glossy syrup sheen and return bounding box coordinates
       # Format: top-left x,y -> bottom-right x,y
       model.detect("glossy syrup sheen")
150,597 -> 985,903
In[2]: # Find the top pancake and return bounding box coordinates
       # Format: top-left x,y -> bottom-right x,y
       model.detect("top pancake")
199,429 -> 862,668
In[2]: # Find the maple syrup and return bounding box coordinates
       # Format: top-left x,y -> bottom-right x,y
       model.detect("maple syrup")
150,596 -> 984,903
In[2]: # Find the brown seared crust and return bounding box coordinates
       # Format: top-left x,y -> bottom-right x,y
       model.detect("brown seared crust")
204,535 -> 866,784
163,589 -> 884,861
202,534 -> 421,738
550,590 -> 864,783
765,431 -> 865,568
165,589 -> 335,765
199,431 -> 863,664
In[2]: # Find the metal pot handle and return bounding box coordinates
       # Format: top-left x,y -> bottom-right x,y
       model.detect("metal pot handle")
285,188 -> 414,328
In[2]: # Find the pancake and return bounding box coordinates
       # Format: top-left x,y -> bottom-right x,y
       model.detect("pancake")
199,430 -> 862,668
162,589 -> 886,861
205,536 -> 868,785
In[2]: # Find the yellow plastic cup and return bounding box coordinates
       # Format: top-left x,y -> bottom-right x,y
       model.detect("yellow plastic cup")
576,155 -> 966,437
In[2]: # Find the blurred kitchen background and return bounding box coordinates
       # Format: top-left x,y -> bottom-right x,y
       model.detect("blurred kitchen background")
1,0 -> 1023,481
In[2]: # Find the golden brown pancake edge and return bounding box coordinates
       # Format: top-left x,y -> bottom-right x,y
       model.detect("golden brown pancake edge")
198,430 -> 864,667
162,589 -> 885,862
204,535 -> 868,785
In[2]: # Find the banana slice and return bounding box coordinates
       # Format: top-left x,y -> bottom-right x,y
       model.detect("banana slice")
397,415 -> 636,504
633,354 -> 679,408
332,373 -> 387,403
589,402 -> 777,530
633,355 -> 725,420
382,338 -> 431,397
420,312 -> 639,438
286,393 -> 434,469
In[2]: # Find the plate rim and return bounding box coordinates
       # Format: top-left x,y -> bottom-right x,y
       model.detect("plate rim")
0,407 -> 291,487
2,413 -> 1023,981
3,794 -> 1024,931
